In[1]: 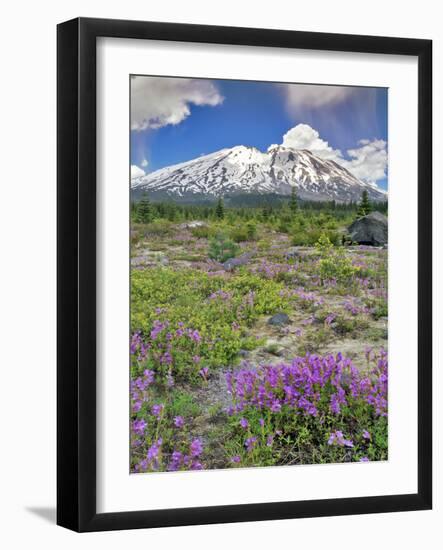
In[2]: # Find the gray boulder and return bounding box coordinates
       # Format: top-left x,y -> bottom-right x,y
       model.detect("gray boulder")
285,247 -> 301,260
347,211 -> 388,246
179,220 -> 208,229
267,313 -> 290,326
222,252 -> 253,271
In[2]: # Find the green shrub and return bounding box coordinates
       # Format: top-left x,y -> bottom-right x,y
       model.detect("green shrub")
364,296 -> 388,319
277,220 -> 291,234
256,239 -> 271,252
229,226 -> 249,243
169,390 -> 202,418
315,234 -> 360,284
292,229 -> 320,246
292,228 -> 340,246
246,222 -> 257,240
190,225 -> 211,239
227,222 -> 257,243
143,220 -> 174,237
130,267 -> 288,383
208,233 -> 239,262
333,315 -> 369,336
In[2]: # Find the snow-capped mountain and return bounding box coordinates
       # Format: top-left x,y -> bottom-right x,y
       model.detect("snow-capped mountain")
131,145 -> 386,203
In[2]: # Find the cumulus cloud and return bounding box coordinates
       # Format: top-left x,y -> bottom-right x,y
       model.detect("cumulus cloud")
280,124 -> 342,160
283,84 -> 355,111
141,158 -> 149,168
343,139 -> 387,184
276,124 -> 387,184
131,165 -> 145,180
131,76 -> 223,131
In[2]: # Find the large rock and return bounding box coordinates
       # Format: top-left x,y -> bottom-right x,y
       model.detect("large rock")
285,247 -> 302,260
222,252 -> 252,271
179,220 -> 208,229
347,212 -> 388,246
267,313 -> 290,326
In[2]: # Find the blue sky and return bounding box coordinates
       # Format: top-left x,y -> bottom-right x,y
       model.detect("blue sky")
131,76 -> 388,190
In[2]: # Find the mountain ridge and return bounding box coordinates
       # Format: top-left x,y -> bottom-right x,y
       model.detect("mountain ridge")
131,144 -> 386,203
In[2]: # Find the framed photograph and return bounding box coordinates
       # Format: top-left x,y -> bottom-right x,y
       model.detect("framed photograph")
57,17 -> 432,532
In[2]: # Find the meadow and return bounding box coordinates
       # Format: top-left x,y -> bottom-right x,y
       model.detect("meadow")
130,197 -> 388,473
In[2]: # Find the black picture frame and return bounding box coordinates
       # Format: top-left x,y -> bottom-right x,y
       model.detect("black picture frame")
57,17 -> 432,532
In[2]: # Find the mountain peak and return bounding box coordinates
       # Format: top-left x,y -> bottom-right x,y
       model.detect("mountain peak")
132,145 -> 386,203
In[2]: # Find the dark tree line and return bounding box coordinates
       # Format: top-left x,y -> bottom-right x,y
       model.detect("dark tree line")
131,190 -> 387,225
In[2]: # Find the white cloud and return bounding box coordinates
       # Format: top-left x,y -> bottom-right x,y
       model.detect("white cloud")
141,158 -> 148,168
131,76 -> 223,131
283,84 -> 355,111
276,124 -> 387,184
343,139 -> 388,184
131,165 -> 145,180
280,124 -> 342,160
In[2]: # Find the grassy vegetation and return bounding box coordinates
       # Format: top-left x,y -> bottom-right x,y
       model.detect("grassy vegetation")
130,197 -> 388,473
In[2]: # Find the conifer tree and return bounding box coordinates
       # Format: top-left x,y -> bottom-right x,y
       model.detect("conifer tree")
289,186 -> 298,214
215,197 -> 225,220
166,203 -> 177,221
261,204 -> 273,221
356,190 -> 372,218
156,202 -> 165,218
138,193 -> 153,224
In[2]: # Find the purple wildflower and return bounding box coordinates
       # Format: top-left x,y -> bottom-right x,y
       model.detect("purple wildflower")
143,369 -> 155,385
146,438 -> 162,468
240,418 -> 249,429
160,351 -> 173,366
132,418 -> 147,435
199,367 -> 209,381
173,416 -> 185,428
325,313 -> 336,326
190,438 -> 203,457
150,320 -> 165,341
166,373 -> 175,388
189,329 -> 202,343
328,430 -> 354,448
151,403 -> 164,419
168,450 -> 183,471
245,436 -> 257,452
137,458 -> 148,472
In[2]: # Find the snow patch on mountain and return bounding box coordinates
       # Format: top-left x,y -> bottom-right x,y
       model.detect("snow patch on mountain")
132,145 -> 387,203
